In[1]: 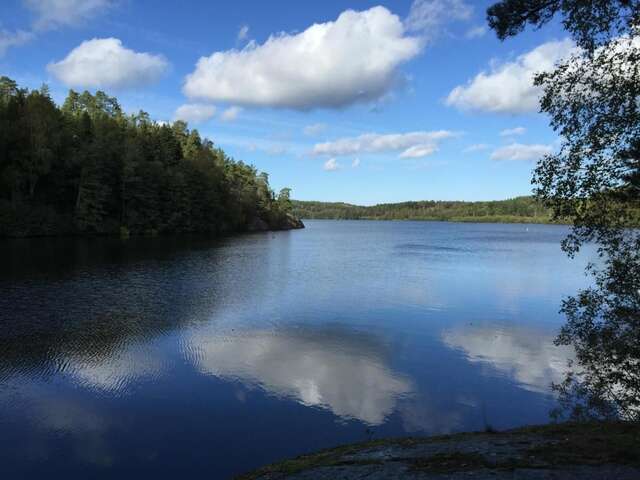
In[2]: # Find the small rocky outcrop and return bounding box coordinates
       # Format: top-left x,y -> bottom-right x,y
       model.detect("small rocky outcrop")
278,213 -> 305,230
246,216 -> 270,232
246,214 -> 305,232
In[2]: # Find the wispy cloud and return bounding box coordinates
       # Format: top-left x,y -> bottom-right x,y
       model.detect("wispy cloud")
399,144 -> 438,158
499,127 -> 526,137
463,143 -> 491,153
237,24 -> 249,41
1,0 -> 114,56
174,103 -> 216,124
240,142 -> 290,156
313,130 -> 457,159
220,106 -> 242,122
323,158 -> 341,171
465,25 -> 486,39
405,0 -> 473,43
26,0 -> 114,31
491,143 -> 552,161
0,29 -> 34,56
303,123 -> 327,137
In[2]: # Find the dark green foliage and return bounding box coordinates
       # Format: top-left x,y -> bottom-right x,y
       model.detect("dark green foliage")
292,196 -> 555,223
0,78 -> 296,237
487,1 -> 640,51
488,2 -> 640,420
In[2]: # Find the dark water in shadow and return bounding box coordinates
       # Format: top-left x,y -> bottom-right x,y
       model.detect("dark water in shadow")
0,220 -> 594,478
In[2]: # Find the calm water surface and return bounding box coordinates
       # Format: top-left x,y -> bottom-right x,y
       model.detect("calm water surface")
0,220 -> 594,478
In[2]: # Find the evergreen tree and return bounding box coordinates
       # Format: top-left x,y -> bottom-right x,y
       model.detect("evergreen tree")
0,79 -> 301,237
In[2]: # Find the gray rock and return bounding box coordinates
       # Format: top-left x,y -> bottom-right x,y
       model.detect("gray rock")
238,423 -> 640,480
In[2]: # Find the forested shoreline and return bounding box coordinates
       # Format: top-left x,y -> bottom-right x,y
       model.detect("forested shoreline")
292,197 -> 558,224
0,77 -> 302,238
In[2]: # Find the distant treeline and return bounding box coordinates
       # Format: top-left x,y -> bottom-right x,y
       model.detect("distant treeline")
292,197 -> 557,224
0,77 -> 300,238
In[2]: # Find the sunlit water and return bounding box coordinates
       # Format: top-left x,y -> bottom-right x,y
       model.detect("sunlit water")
0,220 -> 595,478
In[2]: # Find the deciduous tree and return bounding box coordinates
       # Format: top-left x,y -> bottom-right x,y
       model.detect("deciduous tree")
488,0 -> 640,420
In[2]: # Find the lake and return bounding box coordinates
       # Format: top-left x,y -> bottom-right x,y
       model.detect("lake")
0,220 -> 594,478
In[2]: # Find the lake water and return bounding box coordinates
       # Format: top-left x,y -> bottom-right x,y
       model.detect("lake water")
0,220 -> 594,478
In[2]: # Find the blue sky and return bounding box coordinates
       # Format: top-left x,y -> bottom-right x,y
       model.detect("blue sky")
0,0 -> 571,204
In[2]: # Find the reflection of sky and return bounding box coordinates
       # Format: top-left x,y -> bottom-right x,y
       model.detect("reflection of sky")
0,222 -> 597,477
0,338 -> 174,468
63,341 -> 167,394
0,377 -> 117,468
442,324 -> 574,393
185,326 -> 413,425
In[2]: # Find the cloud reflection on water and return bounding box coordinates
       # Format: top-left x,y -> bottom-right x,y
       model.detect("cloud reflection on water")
442,324 -> 574,393
0,377 -> 117,468
185,325 -> 413,425
62,341 -> 167,394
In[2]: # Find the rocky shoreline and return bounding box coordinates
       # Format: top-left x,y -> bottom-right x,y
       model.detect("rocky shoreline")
237,422 -> 639,479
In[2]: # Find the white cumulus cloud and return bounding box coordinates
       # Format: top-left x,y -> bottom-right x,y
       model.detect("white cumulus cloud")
174,103 -> 216,124
490,143 -> 552,161
313,130 -> 456,159
446,39 -> 576,114
500,126 -> 526,137
183,6 -> 423,110
47,38 -> 168,89
323,158 -> 341,171
220,106 -> 242,122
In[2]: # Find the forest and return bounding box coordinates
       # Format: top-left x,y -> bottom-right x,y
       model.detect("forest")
0,77 -> 301,238
292,196 -> 555,223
